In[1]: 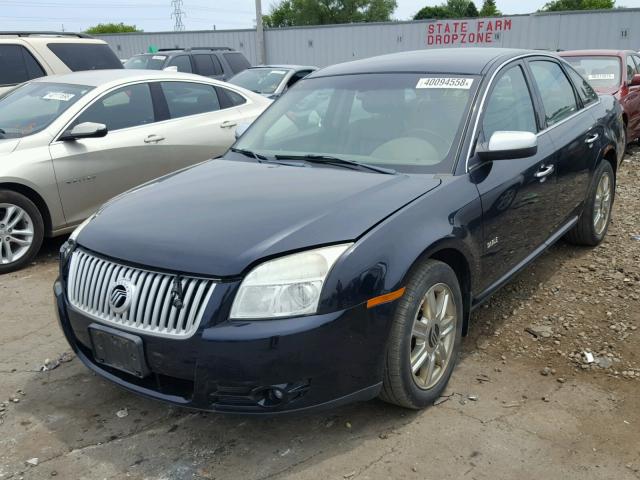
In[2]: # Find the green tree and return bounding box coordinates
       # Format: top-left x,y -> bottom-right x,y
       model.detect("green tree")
541,0 -> 614,11
414,1 -> 479,19
465,1 -> 479,16
85,22 -> 140,34
414,5 -> 453,19
263,0 -> 398,27
479,0 -> 501,16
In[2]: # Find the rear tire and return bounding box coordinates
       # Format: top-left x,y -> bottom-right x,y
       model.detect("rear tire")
380,260 -> 463,409
565,161 -> 614,246
0,191 -> 44,274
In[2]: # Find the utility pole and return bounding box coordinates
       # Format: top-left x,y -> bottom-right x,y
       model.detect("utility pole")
255,0 -> 266,64
171,0 -> 185,32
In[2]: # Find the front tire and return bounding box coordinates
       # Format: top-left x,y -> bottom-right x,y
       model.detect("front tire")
380,260 -> 463,409
565,161 -> 614,246
0,191 -> 44,274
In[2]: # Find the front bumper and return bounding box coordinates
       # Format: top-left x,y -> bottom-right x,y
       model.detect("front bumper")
54,279 -> 393,414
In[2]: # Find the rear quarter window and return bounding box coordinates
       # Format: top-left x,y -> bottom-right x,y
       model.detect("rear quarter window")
216,87 -> 247,109
0,44 -> 45,86
47,43 -> 122,71
223,52 -> 250,74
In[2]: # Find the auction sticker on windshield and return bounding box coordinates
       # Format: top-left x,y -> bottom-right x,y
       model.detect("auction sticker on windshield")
588,74 -> 615,80
416,77 -> 473,89
43,92 -> 76,101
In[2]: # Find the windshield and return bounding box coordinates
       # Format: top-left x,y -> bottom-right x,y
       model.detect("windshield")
563,56 -> 621,90
229,68 -> 290,94
235,73 -> 477,173
124,54 -> 167,70
0,82 -> 92,139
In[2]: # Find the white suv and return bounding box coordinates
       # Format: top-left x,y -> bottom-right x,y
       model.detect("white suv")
0,32 -> 122,96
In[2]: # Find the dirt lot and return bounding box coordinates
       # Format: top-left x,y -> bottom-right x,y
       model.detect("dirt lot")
1,149 -> 639,480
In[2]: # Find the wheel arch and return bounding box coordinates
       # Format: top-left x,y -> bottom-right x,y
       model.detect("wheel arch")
0,182 -> 53,235
407,241 -> 475,336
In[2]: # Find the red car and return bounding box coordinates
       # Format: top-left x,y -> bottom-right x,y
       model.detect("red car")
560,49 -> 640,145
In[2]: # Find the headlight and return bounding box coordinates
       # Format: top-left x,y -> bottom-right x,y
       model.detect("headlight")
230,244 -> 352,319
68,214 -> 95,242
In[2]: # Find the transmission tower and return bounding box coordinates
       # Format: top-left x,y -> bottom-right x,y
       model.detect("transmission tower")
171,0 -> 185,31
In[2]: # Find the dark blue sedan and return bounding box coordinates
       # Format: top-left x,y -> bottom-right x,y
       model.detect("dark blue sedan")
54,48 -> 624,413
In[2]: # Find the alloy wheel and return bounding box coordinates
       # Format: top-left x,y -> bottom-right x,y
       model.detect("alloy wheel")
410,283 -> 457,390
0,203 -> 34,265
593,172 -> 612,236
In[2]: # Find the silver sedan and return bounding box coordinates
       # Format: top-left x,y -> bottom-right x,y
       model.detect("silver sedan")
0,69 -> 271,272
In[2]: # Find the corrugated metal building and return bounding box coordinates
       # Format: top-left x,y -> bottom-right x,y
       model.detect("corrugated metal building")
97,8 -> 640,66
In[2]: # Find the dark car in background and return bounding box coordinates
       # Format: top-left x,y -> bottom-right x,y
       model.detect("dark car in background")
228,65 -> 317,99
124,47 -> 251,81
560,49 -> 640,144
55,48 -> 624,414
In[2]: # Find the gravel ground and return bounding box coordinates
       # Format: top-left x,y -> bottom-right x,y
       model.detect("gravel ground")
0,148 -> 639,480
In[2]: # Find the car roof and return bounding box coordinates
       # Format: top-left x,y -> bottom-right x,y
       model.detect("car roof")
309,48 -> 549,77
30,68 -> 221,87
559,49 -> 631,57
249,65 -> 317,70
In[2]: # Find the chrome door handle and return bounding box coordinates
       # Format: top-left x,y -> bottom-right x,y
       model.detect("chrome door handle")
534,164 -> 555,178
144,134 -> 165,143
220,121 -> 237,129
585,133 -> 599,144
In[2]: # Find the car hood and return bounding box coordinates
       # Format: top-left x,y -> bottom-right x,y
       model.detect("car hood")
78,159 -> 440,277
0,139 -> 20,155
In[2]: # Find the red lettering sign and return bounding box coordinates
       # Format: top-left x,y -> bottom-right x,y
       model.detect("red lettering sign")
426,19 -> 513,46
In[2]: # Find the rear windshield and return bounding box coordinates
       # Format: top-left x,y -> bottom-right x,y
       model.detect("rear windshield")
124,54 -> 167,70
223,52 -> 250,74
562,56 -> 621,89
229,68 -> 290,94
47,43 -> 122,71
0,82 -> 92,139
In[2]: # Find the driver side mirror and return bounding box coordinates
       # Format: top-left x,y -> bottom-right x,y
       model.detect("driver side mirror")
477,131 -> 538,161
60,122 -> 108,141
163,66 -> 178,72
631,73 -> 640,87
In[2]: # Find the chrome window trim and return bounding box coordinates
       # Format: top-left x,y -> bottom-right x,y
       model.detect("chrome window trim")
465,52 -> 599,173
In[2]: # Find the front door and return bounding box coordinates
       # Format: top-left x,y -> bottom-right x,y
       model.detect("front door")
49,83 -> 166,225
472,62 -> 559,291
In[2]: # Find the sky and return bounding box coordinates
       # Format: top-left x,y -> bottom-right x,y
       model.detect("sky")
2,0 -> 640,33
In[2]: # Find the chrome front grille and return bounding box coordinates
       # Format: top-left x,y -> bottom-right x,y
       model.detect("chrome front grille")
67,249 -> 216,339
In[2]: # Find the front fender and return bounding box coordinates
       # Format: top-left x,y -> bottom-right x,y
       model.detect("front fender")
320,175 -> 483,313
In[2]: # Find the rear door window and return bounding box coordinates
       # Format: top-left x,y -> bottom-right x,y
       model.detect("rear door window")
223,52 -> 250,74
193,55 -> 215,76
167,55 -> 192,73
210,55 -> 224,75
74,83 -> 155,131
483,65 -> 537,140
0,45 -> 45,86
161,81 -> 220,118
529,60 -> 578,127
47,43 -> 122,71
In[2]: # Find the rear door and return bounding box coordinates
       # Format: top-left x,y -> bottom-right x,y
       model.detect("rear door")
148,81 -> 252,162
526,58 -> 596,225
474,62 -> 559,288
49,82 -> 166,224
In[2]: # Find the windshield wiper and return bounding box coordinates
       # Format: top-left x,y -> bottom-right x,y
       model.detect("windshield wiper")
274,154 -> 396,175
230,147 -> 268,163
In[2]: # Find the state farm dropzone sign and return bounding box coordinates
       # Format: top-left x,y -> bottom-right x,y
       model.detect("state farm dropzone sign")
427,19 -> 513,46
